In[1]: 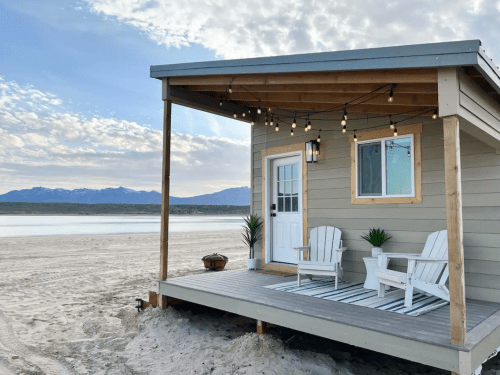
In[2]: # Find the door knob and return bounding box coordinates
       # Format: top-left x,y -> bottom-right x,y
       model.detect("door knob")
271,213 -> 277,217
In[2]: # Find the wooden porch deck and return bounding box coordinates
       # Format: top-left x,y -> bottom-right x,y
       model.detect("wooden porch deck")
158,269 -> 500,374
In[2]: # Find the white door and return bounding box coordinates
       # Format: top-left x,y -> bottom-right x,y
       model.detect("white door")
270,156 -> 302,264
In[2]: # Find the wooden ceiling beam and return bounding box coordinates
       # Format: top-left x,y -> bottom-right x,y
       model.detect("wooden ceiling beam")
169,69 -> 438,86
227,92 -> 438,107
185,83 -> 439,94
253,101 -> 434,115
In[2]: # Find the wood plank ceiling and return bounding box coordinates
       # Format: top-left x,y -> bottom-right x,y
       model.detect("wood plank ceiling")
171,68 -> 440,117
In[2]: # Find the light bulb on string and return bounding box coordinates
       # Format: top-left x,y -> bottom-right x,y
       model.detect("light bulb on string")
228,84 -> 232,94
251,120 -> 255,126
291,128 -> 294,136
432,109 -> 438,120
388,87 -> 394,103
257,106 -> 262,114
265,117 -> 269,126
219,99 -> 223,107
341,106 -> 347,126
242,112 -> 246,117
393,126 -> 398,137
407,150 -> 411,157
389,115 -> 395,129
307,120 -> 312,130
390,141 -> 394,151
292,116 -> 297,129
353,130 -> 357,142
304,121 -> 309,132
342,125 -> 347,133
270,116 -> 274,126
317,131 -> 321,143
275,118 -> 279,132
233,112 -> 237,118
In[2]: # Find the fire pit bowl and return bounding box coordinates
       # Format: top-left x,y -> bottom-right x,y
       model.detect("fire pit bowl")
202,253 -> 228,271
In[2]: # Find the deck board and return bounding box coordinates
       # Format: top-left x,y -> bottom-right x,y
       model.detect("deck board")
160,269 -> 500,349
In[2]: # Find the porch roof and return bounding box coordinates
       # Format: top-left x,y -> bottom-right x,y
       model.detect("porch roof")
151,40 -> 500,99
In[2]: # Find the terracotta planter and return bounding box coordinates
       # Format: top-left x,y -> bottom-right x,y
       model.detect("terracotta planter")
202,253 -> 228,271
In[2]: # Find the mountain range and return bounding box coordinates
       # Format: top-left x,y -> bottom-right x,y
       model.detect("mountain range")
0,186 -> 250,206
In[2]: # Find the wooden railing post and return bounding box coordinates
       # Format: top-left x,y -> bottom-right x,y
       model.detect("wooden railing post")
443,116 -> 467,349
159,79 -> 172,309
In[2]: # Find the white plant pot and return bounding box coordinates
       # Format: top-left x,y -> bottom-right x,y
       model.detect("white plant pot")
247,258 -> 258,270
371,247 -> 383,257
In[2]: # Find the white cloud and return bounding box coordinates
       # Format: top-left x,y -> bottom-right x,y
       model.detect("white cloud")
84,0 -> 500,61
0,77 -> 250,196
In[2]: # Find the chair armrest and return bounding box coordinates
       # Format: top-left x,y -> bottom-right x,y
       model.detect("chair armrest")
408,257 -> 448,262
293,246 -> 310,252
293,246 -> 310,261
378,253 -> 421,259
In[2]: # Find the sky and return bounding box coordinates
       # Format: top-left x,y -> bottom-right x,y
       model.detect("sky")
0,0 -> 499,196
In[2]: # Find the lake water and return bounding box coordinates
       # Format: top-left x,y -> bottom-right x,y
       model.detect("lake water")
0,215 -> 245,237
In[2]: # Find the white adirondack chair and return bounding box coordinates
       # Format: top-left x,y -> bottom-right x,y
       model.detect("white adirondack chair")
294,226 -> 345,289
376,230 -> 449,308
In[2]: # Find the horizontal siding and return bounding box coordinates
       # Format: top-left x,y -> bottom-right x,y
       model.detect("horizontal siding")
252,112 -> 500,302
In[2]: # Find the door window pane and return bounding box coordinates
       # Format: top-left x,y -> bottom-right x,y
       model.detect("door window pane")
278,182 -> 283,196
292,181 -> 298,195
386,137 -> 412,195
292,197 -> 298,212
284,165 -> 291,180
284,181 -> 291,195
278,197 -> 284,212
278,166 -> 284,181
358,142 -> 382,196
285,197 -> 291,212
292,164 -> 298,180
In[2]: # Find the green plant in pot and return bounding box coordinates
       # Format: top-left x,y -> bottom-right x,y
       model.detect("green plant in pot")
242,214 -> 263,270
360,228 -> 392,257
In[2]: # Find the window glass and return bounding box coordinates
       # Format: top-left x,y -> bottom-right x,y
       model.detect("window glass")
358,142 -> 382,196
277,163 -> 299,212
386,137 -> 412,195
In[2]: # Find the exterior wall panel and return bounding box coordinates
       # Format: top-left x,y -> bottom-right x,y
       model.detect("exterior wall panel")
251,112 -> 500,302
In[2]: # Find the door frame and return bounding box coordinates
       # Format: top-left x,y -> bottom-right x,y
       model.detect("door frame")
261,143 -> 308,271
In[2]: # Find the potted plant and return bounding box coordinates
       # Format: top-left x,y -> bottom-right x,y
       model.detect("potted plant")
360,228 -> 392,257
242,214 -> 263,270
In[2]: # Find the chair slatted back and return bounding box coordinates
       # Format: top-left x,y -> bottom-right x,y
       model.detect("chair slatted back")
413,230 -> 448,284
309,226 -> 342,264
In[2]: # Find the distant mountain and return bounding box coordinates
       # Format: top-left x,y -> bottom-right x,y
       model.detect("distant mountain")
0,186 -> 250,206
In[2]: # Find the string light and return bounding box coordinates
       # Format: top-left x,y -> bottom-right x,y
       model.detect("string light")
432,109 -> 438,120
291,128 -> 294,136
233,112 -> 237,118
393,125 -> 398,136
341,106 -> 347,126
307,120 -> 312,130
228,84 -> 232,94
242,112 -> 246,117
219,99 -> 223,107
275,118 -> 279,132
342,124 -> 347,133
248,109 -> 251,114
317,131 -> 321,143
390,141 -> 394,151
251,120 -> 255,126
257,106 -> 262,114
265,117 -> 269,126
292,116 -> 297,129
388,87 -> 394,103
304,120 -> 309,132
270,116 -> 274,126
353,130 -> 357,142
389,115 -> 395,129
407,150 -> 411,157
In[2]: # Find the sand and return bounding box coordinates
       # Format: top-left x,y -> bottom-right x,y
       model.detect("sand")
0,231 -> 498,375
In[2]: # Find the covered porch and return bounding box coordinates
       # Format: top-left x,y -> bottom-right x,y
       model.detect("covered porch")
150,40 -> 500,375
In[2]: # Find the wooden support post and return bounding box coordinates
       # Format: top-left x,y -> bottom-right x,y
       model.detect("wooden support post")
159,79 -> 172,310
256,320 -> 268,334
149,291 -> 158,308
443,116 -> 467,349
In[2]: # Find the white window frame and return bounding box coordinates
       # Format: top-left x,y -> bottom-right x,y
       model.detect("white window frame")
355,133 -> 415,199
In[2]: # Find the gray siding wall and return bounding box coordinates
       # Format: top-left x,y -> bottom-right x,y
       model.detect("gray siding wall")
251,112 -> 500,303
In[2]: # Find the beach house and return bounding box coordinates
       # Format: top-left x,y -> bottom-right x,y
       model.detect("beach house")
150,40 -> 500,375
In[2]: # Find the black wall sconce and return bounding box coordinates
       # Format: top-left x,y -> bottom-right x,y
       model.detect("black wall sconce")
305,140 -> 320,163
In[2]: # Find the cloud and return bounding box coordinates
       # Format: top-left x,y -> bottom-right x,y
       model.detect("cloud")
0,77 -> 250,196
84,0 -> 500,62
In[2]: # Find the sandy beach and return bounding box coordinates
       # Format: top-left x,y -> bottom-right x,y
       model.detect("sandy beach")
0,232 -> 498,374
